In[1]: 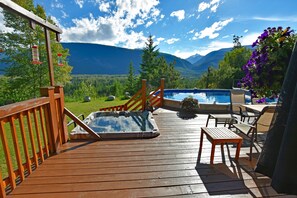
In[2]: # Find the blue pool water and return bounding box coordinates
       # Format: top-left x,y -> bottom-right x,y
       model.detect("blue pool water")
163,89 -> 251,104
87,111 -> 155,133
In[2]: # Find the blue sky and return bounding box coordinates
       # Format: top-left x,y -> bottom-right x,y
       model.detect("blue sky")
3,0 -> 297,59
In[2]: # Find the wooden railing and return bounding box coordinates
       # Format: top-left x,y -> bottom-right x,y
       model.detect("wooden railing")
0,86 -> 68,197
100,79 -> 165,112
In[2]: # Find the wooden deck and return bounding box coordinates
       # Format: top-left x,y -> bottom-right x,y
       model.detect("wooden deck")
7,109 -> 296,198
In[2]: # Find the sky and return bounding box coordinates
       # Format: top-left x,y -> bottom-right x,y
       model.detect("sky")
2,0 -> 297,59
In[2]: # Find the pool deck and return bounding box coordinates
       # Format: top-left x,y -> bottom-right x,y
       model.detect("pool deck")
7,108 -> 295,198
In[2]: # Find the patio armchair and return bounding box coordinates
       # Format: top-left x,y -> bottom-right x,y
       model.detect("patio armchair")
206,89 -> 258,127
232,106 -> 276,161
231,89 -> 259,122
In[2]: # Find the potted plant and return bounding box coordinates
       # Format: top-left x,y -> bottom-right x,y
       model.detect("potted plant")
180,96 -> 199,112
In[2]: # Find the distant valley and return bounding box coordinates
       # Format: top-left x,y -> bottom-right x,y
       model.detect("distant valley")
0,43 -> 252,76
61,43 -> 194,76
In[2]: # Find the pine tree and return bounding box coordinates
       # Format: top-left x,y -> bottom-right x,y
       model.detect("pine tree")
140,35 -> 159,83
139,35 -> 181,89
0,0 -> 72,102
126,61 -> 136,94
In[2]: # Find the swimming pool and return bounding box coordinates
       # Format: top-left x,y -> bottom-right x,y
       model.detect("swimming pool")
70,111 -> 159,140
163,89 -> 251,104
158,89 -> 251,114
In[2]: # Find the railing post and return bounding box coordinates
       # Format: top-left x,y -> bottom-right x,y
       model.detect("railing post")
54,86 -> 68,144
160,78 -> 165,107
0,170 -> 5,198
40,87 -> 60,154
141,79 -> 147,111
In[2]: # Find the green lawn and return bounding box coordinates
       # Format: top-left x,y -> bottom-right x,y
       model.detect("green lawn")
65,97 -> 128,119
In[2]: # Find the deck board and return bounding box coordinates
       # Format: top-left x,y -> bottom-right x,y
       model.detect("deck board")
7,109 -> 295,197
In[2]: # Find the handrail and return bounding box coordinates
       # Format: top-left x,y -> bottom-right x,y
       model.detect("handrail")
0,97 -> 49,119
64,108 -> 101,140
0,86 -> 68,197
67,114 -> 84,127
100,79 -> 165,112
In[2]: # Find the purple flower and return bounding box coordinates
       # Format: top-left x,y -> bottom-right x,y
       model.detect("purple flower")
260,30 -> 269,40
240,26 -> 295,97
252,40 -> 258,47
256,98 -> 266,103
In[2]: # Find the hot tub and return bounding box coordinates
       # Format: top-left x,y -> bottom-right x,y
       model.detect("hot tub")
70,111 -> 159,140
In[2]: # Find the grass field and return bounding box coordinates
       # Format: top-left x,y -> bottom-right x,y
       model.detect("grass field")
65,97 -> 128,120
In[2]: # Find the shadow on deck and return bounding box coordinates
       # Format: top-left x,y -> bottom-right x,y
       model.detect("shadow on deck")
7,109 -> 295,198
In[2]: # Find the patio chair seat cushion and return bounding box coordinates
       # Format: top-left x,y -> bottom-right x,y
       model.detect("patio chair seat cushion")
233,123 -> 251,135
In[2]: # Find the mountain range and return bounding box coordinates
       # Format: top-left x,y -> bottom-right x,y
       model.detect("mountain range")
60,43 -> 195,76
0,43 -> 248,76
186,54 -> 203,64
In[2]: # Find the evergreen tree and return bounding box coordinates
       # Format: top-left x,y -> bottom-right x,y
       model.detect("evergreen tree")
0,0 -> 72,103
140,35 -> 159,84
197,36 -> 251,89
139,35 -> 181,89
126,61 -> 136,94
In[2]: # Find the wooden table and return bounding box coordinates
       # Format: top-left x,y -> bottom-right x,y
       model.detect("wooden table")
198,127 -> 243,165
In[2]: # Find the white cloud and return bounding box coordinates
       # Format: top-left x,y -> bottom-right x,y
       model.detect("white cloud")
0,8 -> 13,33
75,0 -> 84,8
61,10 -> 69,19
50,16 -> 63,28
166,38 -> 179,45
145,21 -> 153,27
188,13 -> 195,18
173,50 -> 201,59
198,0 -> 220,13
194,18 -> 233,39
155,37 -> 165,45
210,3 -> 219,12
174,40 -> 233,59
123,31 -> 147,49
51,1 -> 63,9
61,0 -> 161,49
187,29 -> 195,34
241,32 -> 261,46
198,2 -> 209,12
170,10 -> 185,21
99,2 -> 110,12
252,16 -> 297,22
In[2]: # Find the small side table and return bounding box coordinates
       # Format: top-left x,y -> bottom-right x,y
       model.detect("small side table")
198,127 -> 243,165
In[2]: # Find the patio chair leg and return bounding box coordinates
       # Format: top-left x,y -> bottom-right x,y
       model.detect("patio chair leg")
249,130 -> 255,161
206,115 -> 210,127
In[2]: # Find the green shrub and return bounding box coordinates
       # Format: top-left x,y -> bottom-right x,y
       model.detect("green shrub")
181,96 -> 199,111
